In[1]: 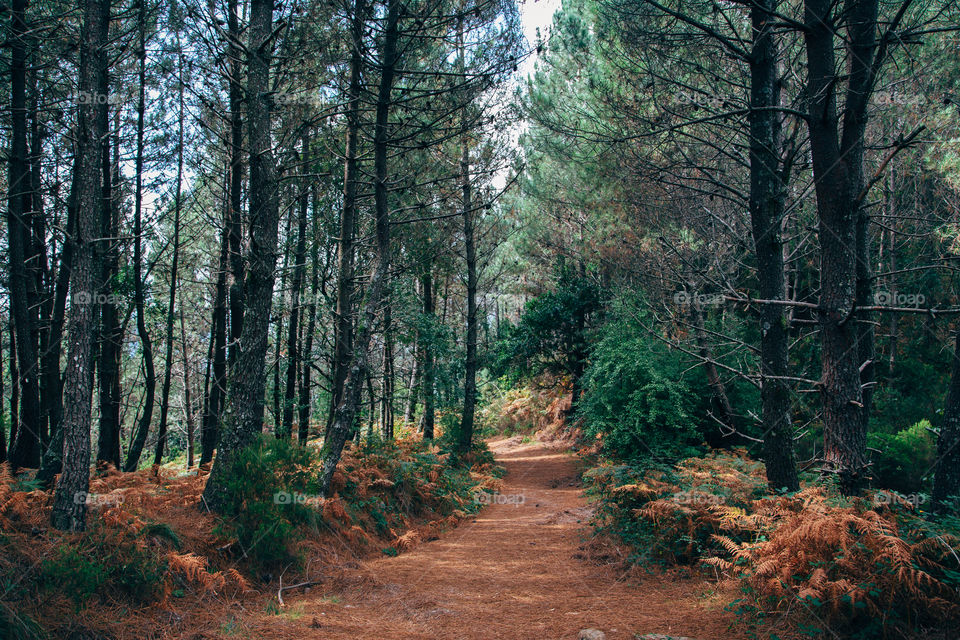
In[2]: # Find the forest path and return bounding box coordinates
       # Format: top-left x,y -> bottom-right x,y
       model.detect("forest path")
267,438 -> 743,639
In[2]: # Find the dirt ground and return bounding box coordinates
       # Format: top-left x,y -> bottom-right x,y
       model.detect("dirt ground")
238,438 -> 747,640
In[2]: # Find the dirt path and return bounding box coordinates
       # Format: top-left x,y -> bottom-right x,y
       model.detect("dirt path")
271,439 -> 744,639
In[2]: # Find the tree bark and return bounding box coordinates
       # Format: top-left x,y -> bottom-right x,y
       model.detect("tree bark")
328,0 -> 367,437
50,0 -> 109,531
227,0 -> 246,369
803,0 -> 879,494
124,5 -> 157,470
750,0 -> 799,491
320,0 -> 399,496
203,0 -> 284,510
0,322 -> 6,462
6,0 -> 42,470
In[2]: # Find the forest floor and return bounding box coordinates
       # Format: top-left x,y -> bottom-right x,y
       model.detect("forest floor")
240,437 -> 746,640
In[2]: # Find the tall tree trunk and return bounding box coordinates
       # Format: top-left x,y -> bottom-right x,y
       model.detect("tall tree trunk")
227,0 -> 246,369
9,322 -> 19,454
421,267 -> 435,440
154,46 -> 185,466
282,134 -> 310,438
319,0 -> 399,496
328,0 -> 367,436
934,330 -> 960,509
404,336 -> 420,426
458,129 -> 478,453
6,0 -> 42,470
179,306 -> 195,467
36,158 -> 77,484
1,323 -> 6,462
30,65 -> 53,454
803,0 -> 880,494
688,289 -> 737,441
273,210 -> 293,434
50,0 -> 109,531
203,0 -> 284,510
856,208 -> 876,422
884,166 -> 898,375
298,183 -> 321,443
366,372 -> 375,436
125,5 -> 157,470
202,179 -> 230,464
750,0 -> 799,491
381,301 -> 394,439
96,112 -> 122,469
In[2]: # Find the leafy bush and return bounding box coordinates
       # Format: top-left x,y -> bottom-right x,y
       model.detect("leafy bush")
492,266 -> 602,382
867,420 -> 937,493
578,304 -> 703,461
212,435 -> 322,568
872,352 -> 952,436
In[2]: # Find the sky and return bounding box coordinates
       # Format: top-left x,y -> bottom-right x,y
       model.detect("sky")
518,0 -> 562,74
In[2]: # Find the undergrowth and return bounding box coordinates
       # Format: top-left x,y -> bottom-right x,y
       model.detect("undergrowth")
0,435 -> 501,639
585,449 -> 960,638
476,373 -> 572,439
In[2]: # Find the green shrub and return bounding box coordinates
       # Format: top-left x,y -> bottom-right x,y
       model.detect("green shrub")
578,304 -> 702,461
38,530 -> 164,606
212,436 -> 322,568
867,419 -> 937,493
40,546 -> 108,604
491,265 -> 602,382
